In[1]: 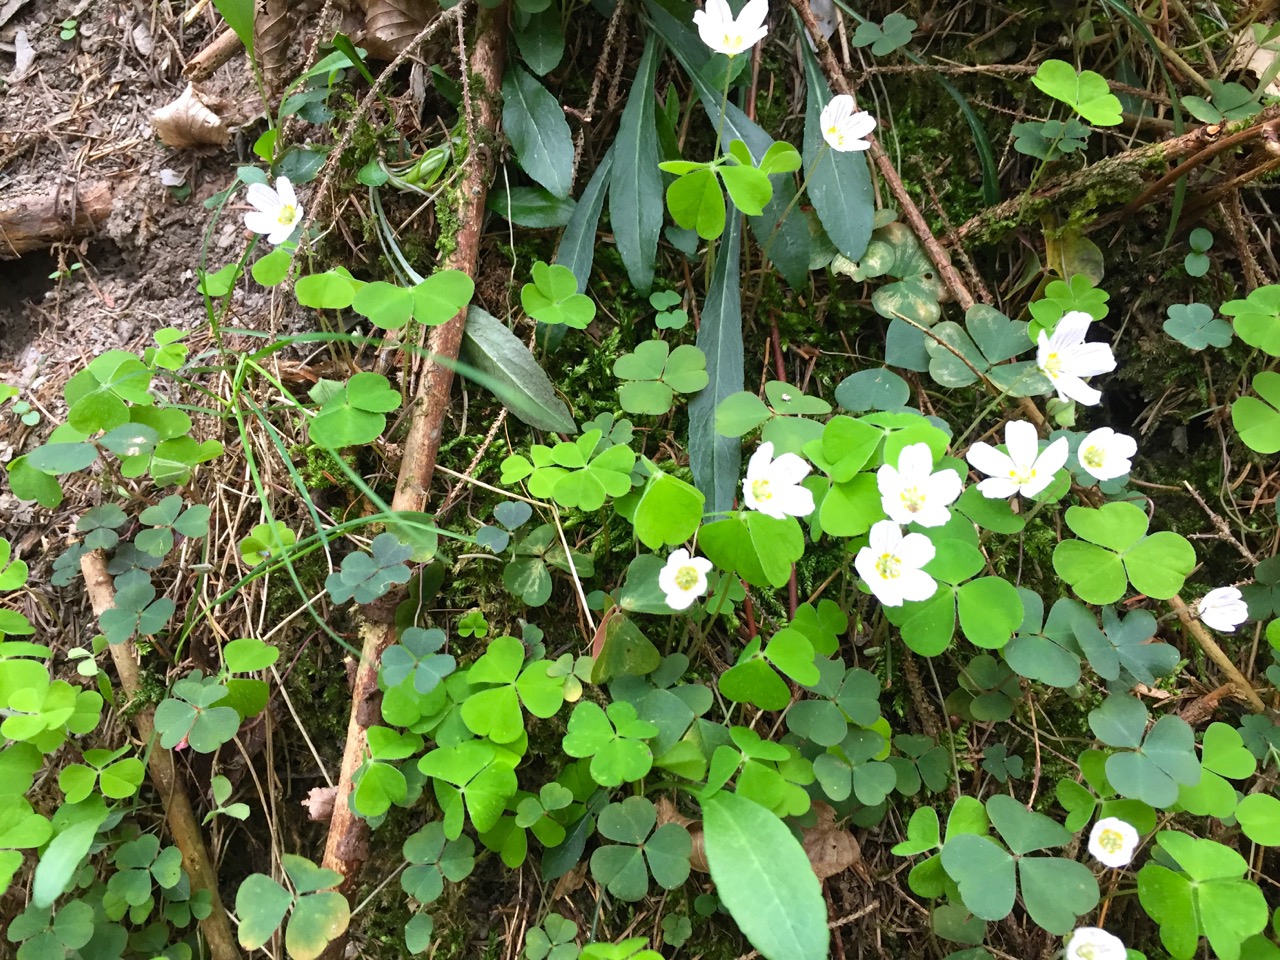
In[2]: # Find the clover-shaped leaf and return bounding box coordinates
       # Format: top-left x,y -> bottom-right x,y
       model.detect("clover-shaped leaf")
941,795 -> 1097,935
1164,302 -> 1231,351
325,532 -> 413,604
1089,695 -> 1200,808
136,495 -> 211,557
239,521 -> 296,566
589,796 -> 691,902
515,431 -> 636,511
460,635 -> 564,743
1052,502 -> 1196,604
562,700 -> 657,787
614,340 -> 709,415
1076,605 -> 1179,687
309,372 -> 402,448
153,673 -> 241,753
417,740 -> 520,837
1178,722 -> 1257,817
524,912 -> 580,960
1182,80 -> 1261,124
1220,284 -> 1280,356
1138,831 -> 1268,960
629,463 -> 705,550
1031,59 -> 1122,126
76,504 -> 128,551
401,820 -> 476,904
1011,118 -> 1091,160
1233,371 -> 1280,454
849,11 -> 916,54
100,576 -> 175,646
521,261 -> 595,328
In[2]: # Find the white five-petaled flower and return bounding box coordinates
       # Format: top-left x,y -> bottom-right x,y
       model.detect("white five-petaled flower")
742,441 -> 815,519
1088,817 -> 1140,869
1064,927 -> 1127,960
854,520 -> 937,607
1036,311 -> 1117,406
966,420 -> 1069,499
820,96 -> 876,152
244,176 -> 303,246
692,0 -> 769,56
1197,586 -> 1249,633
1077,427 -> 1137,482
658,548 -> 714,611
876,442 -> 963,528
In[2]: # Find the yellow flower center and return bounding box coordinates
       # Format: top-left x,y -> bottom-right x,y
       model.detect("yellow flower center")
751,478 -> 772,502
1082,445 -> 1105,469
1076,946 -> 1099,960
898,485 -> 926,513
1096,828 -> 1125,855
723,32 -> 743,49
1041,350 -> 1062,378
673,565 -> 700,591
1008,466 -> 1037,483
874,552 -> 901,579
277,203 -> 297,226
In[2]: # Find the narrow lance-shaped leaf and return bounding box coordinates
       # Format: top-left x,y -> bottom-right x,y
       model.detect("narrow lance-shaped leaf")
800,39 -> 873,262
610,32 -> 663,293
502,65 -> 574,199
460,306 -> 578,434
687,211 -> 742,514
556,145 -> 615,293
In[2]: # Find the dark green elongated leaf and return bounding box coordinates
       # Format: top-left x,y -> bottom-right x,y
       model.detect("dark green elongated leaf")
514,8 -> 565,76
687,213 -> 742,514
461,306 -> 577,433
800,40 -> 872,262
502,65 -> 574,199
487,185 -> 577,228
702,791 -> 828,960
610,33 -> 663,294
556,146 -> 615,293
645,0 -> 809,288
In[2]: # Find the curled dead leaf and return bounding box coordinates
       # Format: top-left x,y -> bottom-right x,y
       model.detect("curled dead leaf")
356,0 -> 441,60
550,861 -> 588,901
151,83 -> 229,148
303,786 -> 337,821
802,802 -> 864,881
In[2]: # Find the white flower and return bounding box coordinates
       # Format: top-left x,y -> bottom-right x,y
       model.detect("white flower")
1036,311 -> 1117,406
244,176 -> 303,245
876,442 -> 962,528
854,521 -> 937,607
1077,427 -> 1137,482
658,549 -> 713,611
965,420 -> 1069,499
1197,586 -> 1249,633
692,0 -> 769,56
1088,817 -> 1140,868
820,96 -> 876,152
1065,927 -> 1127,960
742,441 -> 814,519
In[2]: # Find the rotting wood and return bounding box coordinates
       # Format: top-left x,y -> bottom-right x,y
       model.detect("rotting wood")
80,549 -> 242,960
183,28 -> 242,82
319,0 -> 508,900
0,177 -> 134,258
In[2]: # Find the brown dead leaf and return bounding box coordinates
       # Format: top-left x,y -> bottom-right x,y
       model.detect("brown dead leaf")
357,0 -> 441,60
802,802 -> 863,881
303,786 -> 337,821
1227,23 -> 1280,97
151,84 -> 230,148
550,861 -> 588,901
8,28 -> 34,82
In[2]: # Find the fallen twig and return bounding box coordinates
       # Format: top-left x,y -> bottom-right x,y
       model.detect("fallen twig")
80,549 -> 242,960
1167,594 -> 1266,714
319,0 -> 509,898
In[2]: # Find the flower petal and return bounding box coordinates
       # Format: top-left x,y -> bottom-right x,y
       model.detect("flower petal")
896,442 -> 933,477
895,532 -> 936,570
976,476 -> 1019,499
1003,420 -> 1040,468
275,176 -> 297,207
868,520 -> 901,553
746,441 -> 775,481
1051,311 -> 1094,349
896,569 -> 938,604
773,484 -> 815,518
244,210 -> 278,235
966,441 -> 1013,479
1065,341 -> 1117,376
738,0 -> 770,32
846,111 -> 877,139
246,182 -> 282,214
769,451 -> 811,486
927,468 -> 963,506
1055,374 -> 1103,406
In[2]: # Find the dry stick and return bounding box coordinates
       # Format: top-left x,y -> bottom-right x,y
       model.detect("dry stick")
319,0 -> 508,894
1167,595 -> 1267,713
80,550 -> 242,960
791,0 -> 1267,713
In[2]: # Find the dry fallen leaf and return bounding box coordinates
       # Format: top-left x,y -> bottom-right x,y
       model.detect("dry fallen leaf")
303,786 -> 337,821
357,0 -> 440,60
1227,23 -> 1280,97
8,27 -> 34,82
151,83 -> 229,148
802,802 -> 864,881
